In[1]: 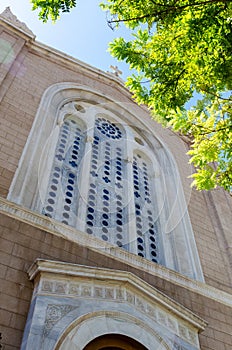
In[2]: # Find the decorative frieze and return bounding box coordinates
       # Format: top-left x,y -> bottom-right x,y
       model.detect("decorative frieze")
54,282 -> 67,294
105,288 -> 115,299
42,280 -> 53,293
69,283 -> 80,295
38,278 -> 198,347
22,259 -> 207,350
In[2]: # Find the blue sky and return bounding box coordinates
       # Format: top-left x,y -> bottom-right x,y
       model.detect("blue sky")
0,0 -> 132,79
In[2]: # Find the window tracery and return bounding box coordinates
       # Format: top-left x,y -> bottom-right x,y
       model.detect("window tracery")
42,108 -> 162,263
133,153 -> 160,262
7,83 -> 204,281
87,116 -> 129,248
43,117 -> 85,227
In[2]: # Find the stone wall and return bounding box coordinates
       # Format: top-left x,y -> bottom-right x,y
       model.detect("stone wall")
0,14 -> 232,350
0,21 -> 232,289
0,212 -> 232,350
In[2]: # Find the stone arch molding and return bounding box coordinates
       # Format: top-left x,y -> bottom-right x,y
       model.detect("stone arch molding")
22,260 -> 206,350
54,311 -> 170,350
8,82 -> 204,281
8,82 -> 183,226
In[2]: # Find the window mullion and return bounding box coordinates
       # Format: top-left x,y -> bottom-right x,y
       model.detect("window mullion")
75,118 -> 95,232
125,129 -> 138,255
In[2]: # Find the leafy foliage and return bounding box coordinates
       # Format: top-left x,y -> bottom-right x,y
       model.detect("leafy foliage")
31,0 -> 232,192
170,99 -> 232,191
31,0 -> 76,22
101,0 -> 232,192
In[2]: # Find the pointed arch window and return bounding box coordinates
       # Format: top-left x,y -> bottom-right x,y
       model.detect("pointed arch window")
8,83 -> 204,281
86,116 -> 129,248
43,116 -> 86,227
133,152 -> 160,263
42,110 -> 163,263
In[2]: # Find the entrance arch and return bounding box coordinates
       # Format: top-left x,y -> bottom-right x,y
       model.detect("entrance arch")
84,334 -> 148,350
54,311 -> 170,350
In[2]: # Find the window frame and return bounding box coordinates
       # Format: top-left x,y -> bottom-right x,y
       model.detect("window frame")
8,82 -> 204,281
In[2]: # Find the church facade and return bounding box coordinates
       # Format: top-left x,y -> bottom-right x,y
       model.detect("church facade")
0,8 -> 232,350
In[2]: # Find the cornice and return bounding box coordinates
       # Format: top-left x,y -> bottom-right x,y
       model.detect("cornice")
28,40 -> 132,98
0,7 -> 35,41
28,258 -> 207,334
0,8 -> 133,101
1,197 -> 232,308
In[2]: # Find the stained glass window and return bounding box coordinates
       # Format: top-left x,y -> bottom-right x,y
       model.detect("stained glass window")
86,116 -> 129,248
43,117 -> 85,227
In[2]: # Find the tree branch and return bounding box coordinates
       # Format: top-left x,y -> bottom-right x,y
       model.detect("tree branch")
108,0 -> 231,25
201,88 -> 232,101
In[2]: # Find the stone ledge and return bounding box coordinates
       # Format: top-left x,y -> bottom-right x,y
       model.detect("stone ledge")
0,7 -> 35,40
29,258 -> 207,335
1,196 -> 232,308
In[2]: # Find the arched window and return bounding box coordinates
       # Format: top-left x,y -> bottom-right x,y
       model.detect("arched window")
132,152 -> 161,263
43,116 -> 86,227
40,106 -> 164,264
8,83 -> 204,281
86,116 -> 128,248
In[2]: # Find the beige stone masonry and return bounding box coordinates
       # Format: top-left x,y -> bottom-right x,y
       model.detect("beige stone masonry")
1,196 -> 232,308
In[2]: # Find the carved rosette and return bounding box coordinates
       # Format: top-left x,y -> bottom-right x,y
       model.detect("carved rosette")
42,304 -> 77,339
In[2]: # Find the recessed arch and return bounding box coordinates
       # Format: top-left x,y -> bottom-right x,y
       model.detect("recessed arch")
7,82 -> 178,209
8,82 -> 204,281
54,311 -> 171,350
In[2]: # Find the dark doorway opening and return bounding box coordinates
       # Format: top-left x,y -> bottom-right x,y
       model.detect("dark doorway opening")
84,334 -> 148,350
